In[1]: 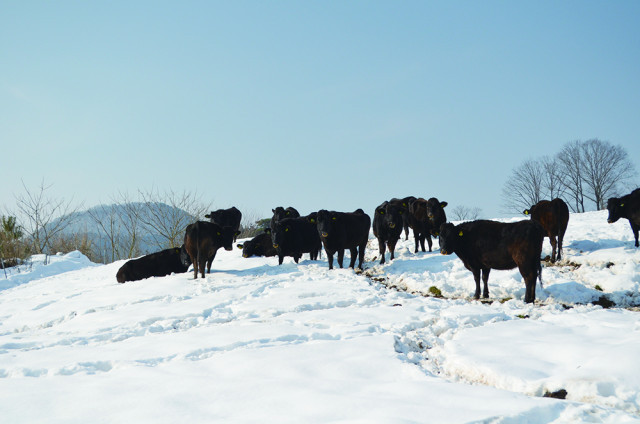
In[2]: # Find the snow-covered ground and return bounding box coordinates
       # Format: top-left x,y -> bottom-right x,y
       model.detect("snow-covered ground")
1,210 -> 639,423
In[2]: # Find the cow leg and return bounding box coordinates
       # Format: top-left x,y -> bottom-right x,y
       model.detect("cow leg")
348,247 -> 358,268
378,238 -> 386,264
471,268 -> 482,299
557,235 -> 563,261
481,268 -> 490,298
326,249 -> 335,269
337,249 -> 345,268
519,264 -> 538,303
207,251 -> 216,274
404,225 -> 410,241
426,234 -> 433,252
632,222 -> 640,247
388,239 -> 397,262
550,236 -> 558,263
357,243 -> 366,269
419,233 -> 426,252
198,255 -> 206,279
413,229 -> 420,253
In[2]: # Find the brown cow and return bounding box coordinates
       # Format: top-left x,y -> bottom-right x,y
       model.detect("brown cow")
184,221 -> 236,279
523,198 -> 569,262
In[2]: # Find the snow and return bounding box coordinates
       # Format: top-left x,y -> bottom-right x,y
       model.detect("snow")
1,210 -> 639,423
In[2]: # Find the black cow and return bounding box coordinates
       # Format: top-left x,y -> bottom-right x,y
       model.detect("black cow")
271,217 -> 322,265
184,221 -> 236,279
316,209 -> 371,270
523,198 -> 569,262
389,196 -> 415,240
607,188 -> 640,247
373,201 -> 404,264
237,230 -> 277,258
439,220 -> 544,303
425,198 -> 448,237
270,206 -> 300,230
408,198 -> 432,253
205,207 -> 242,241
116,245 -> 191,283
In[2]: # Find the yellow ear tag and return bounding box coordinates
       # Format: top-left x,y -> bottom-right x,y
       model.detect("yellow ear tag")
458,231 -> 463,237
621,203 -> 625,207
332,217 -> 337,221
379,211 -> 384,215
285,228 -> 289,232
435,232 -> 439,236
217,232 -> 221,235
524,211 -> 529,215
310,219 -> 315,223
402,203 -> 406,207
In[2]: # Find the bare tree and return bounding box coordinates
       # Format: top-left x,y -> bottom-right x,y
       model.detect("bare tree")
556,141 -> 586,213
501,159 -> 545,213
450,205 -> 482,222
579,139 -> 636,210
14,180 -> 82,255
541,155 -> 566,200
138,188 -> 212,250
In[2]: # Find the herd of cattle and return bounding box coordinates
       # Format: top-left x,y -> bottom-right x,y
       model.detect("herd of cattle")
116,189 -> 640,304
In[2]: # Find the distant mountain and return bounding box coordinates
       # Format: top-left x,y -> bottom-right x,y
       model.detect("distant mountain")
50,202 -> 196,261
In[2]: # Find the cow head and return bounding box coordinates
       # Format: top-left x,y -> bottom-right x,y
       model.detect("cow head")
271,221 -> 291,249
607,197 -> 625,223
426,198 -> 447,234
216,226 -> 236,251
179,244 -> 192,267
316,209 -> 335,239
409,198 -> 429,221
438,222 -> 462,255
378,202 -> 403,230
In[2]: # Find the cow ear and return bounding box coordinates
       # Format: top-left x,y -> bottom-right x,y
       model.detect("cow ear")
621,203 -> 625,207
286,211 -> 290,215
379,210 -> 384,215
310,218 -> 315,223
458,230 -> 463,237
217,231 -> 221,236
332,217 -> 337,221
523,209 -> 530,215
440,202 -> 448,208
237,244 -> 243,249
285,227 -> 289,232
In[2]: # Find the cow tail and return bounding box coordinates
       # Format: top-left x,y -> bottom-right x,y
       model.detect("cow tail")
537,258 -> 543,289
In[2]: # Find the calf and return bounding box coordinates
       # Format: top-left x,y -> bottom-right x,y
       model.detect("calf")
270,206 -> 300,230
389,196 -> 415,240
316,209 -> 371,270
205,207 -> 242,241
271,217 -> 321,265
439,220 -> 544,303
607,188 -> 640,247
373,201 -> 404,264
237,230 -> 277,258
408,198 -> 432,253
523,198 -> 569,262
184,221 -> 236,279
116,245 -> 191,283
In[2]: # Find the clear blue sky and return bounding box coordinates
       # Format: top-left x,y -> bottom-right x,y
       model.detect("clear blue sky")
2,1 -> 639,222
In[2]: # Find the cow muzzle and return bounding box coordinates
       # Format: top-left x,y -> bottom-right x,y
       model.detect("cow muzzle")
440,249 -> 449,255
320,232 -> 328,238
273,243 -> 279,249
388,223 -> 396,229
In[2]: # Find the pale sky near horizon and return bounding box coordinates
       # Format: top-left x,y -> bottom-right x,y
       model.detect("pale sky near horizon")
2,1 -> 639,222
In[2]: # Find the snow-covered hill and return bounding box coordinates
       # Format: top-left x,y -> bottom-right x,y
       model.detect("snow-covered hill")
1,211 -> 639,423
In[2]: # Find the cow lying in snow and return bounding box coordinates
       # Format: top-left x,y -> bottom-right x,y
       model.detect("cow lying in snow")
237,230 -> 277,258
116,246 -> 191,283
